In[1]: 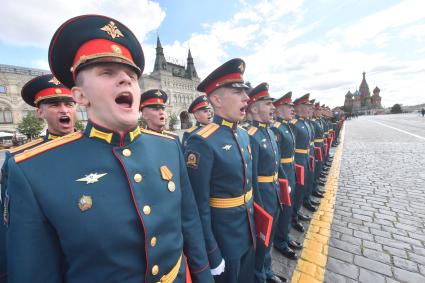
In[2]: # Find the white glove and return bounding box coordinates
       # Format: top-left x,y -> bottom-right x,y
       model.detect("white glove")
288,186 -> 292,193
210,259 -> 225,276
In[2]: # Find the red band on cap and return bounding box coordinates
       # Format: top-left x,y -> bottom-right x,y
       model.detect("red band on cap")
294,97 -> 309,106
191,101 -> 209,113
140,98 -> 165,109
72,39 -> 135,77
274,97 -> 292,107
34,87 -> 72,104
248,90 -> 268,106
204,72 -> 243,95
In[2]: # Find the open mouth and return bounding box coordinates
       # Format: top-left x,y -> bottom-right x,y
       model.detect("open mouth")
159,117 -> 165,121
115,93 -> 133,108
59,116 -> 71,125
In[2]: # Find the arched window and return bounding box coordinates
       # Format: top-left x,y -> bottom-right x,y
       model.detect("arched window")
0,106 -> 13,124
77,107 -> 88,121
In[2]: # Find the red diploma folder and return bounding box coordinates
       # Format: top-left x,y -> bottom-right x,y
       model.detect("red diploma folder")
309,156 -> 315,172
295,163 -> 304,185
279,178 -> 291,206
253,202 -> 273,247
324,143 -> 328,156
314,146 -> 323,161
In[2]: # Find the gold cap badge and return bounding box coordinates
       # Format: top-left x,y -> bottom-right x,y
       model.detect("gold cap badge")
100,21 -> 124,39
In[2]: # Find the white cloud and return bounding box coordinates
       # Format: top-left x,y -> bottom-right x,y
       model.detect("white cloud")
0,0 -> 165,48
326,0 -> 425,47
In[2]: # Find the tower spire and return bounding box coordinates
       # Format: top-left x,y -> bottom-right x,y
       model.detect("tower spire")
185,48 -> 198,79
153,35 -> 166,72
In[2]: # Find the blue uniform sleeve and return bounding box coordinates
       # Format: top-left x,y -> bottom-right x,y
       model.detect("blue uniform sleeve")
177,142 -> 213,282
249,135 -> 264,208
6,159 -> 64,283
182,132 -> 189,149
0,152 -> 13,283
184,135 -> 223,269
271,128 -> 288,180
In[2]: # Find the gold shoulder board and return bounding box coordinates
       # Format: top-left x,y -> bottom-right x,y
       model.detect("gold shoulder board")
197,123 -> 219,139
141,129 -> 176,140
186,126 -> 197,133
247,126 -> 258,136
8,138 -> 44,154
273,122 -> 281,128
15,132 -> 83,163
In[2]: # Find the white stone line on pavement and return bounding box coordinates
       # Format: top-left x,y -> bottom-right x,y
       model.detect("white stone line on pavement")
368,120 -> 425,141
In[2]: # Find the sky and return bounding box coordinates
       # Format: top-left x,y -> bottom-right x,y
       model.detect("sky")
1,0 -> 424,108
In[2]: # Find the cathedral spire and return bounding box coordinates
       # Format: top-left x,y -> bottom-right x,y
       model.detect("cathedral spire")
185,48 -> 198,79
154,35 -> 166,72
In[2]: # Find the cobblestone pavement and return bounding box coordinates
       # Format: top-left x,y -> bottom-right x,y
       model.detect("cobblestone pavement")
273,113 -> 425,282
324,114 -> 425,283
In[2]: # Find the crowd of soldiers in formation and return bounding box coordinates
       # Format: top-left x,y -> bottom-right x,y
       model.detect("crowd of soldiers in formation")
0,14 -> 344,283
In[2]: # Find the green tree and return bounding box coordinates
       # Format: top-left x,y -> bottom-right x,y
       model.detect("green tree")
17,113 -> 44,139
138,117 -> 147,128
168,113 -> 178,130
74,120 -> 85,131
390,104 -> 402,114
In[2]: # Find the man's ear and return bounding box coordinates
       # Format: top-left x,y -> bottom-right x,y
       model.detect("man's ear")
209,94 -> 222,108
72,86 -> 89,107
35,106 -> 44,119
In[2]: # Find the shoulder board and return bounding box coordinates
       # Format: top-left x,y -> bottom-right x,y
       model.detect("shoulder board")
163,130 -> 177,136
186,126 -> 198,133
290,119 -> 298,124
273,122 -> 281,128
8,138 -> 44,154
197,123 -> 219,139
247,126 -> 258,136
14,132 -> 83,164
141,129 -> 175,140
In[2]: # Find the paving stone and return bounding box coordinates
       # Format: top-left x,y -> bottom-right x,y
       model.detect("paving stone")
363,240 -> 383,251
369,228 -> 392,239
341,234 -> 362,246
381,225 -> 408,237
363,248 -> 391,264
327,257 -> 359,280
324,270 -> 358,283
393,267 -> 425,283
408,252 -> 425,265
347,222 -> 370,233
375,236 -> 412,251
332,224 -> 353,236
328,246 -> 354,263
354,230 -> 374,241
393,256 -> 419,272
383,245 -> 408,259
354,255 -> 392,276
412,246 -> 425,257
392,234 -> 423,247
359,268 -> 386,283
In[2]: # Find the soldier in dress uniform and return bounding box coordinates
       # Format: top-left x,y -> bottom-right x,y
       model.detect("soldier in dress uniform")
0,74 -> 77,283
289,94 -> 314,233
184,58 -> 255,283
310,103 -> 326,196
271,92 -> 303,261
5,14 -> 212,283
140,89 -> 180,141
302,99 -> 319,213
245,83 -> 287,283
182,95 -> 212,148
